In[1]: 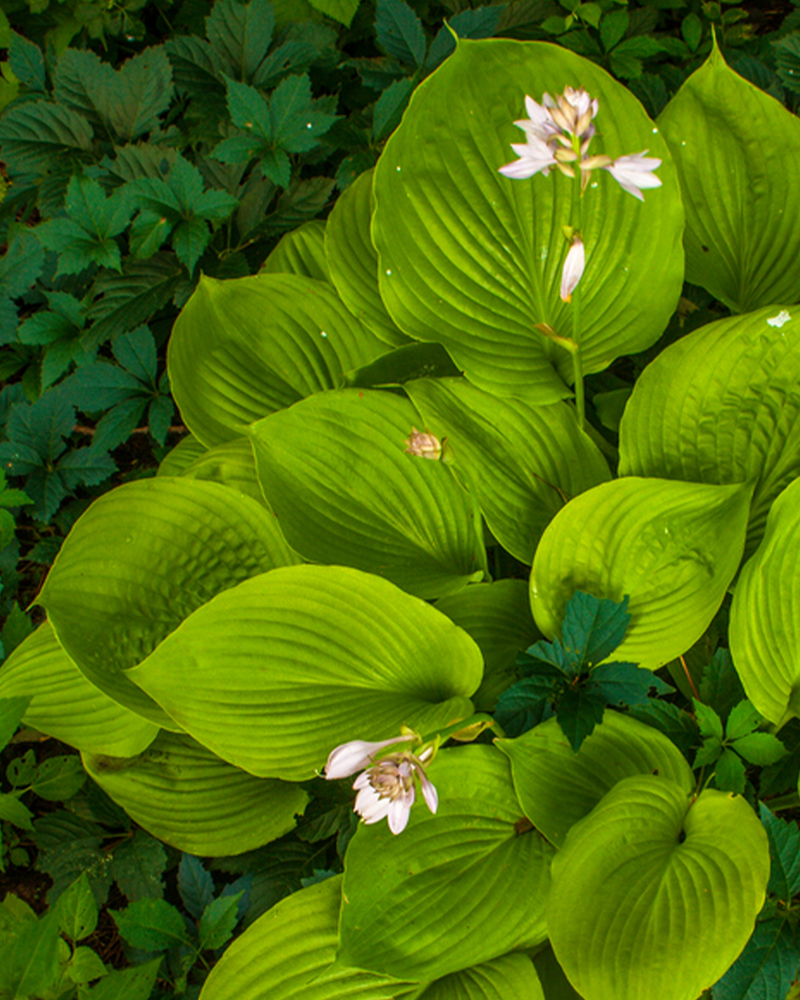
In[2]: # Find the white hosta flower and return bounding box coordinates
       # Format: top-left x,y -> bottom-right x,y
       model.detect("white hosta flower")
353,748 -> 438,835
602,151 -> 662,201
324,734 -> 415,780
498,134 -> 557,180
560,235 -> 585,303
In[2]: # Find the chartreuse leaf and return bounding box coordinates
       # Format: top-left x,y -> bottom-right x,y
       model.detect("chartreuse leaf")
372,38 -> 683,403
199,876 -> 418,1000
249,389 -> 487,599
167,273 -> 387,447
126,565 -> 482,779
84,731 -> 308,856
530,478 -> 753,670
179,436 -> 265,507
435,580 -> 542,711
157,434 -> 208,476
0,695 -> 30,751
416,954 -> 545,1000
325,169 -> 407,347
548,775 -> 769,1000
619,306 -> 800,558
56,873 -> 98,942
37,478 -> 300,727
0,911 -> 63,1000
497,709 -> 693,846
658,43 -> 800,312
0,622 -> 158,757
262,220 -> 330,282
339,745 -> 552,981
406,378 -> 611,564
730,478 -> 800,726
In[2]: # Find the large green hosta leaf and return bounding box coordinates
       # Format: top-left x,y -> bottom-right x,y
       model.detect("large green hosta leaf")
127,565 -> 483,780
730,478 -> 800,725
407,378 -> 611,563
261,220 -> 330,282
179,436 -> 266,507
658,44 -> 800,313
417,955 -> 545,1000
338,745 -> 553,982
325,169 -> 408,347
199,876 -> 419,1000
497,710 -> 693,847
249,389 -> 487,599
372,38 -> 683,402
530,478 -> 752,669
548,775 -> 769,1000
37,478 -> 299,727
435,580 -> 541,711
167,273 -> 388,447
83,732 -> 308,856
619,306 -> 800,558
0,622 -> 158,758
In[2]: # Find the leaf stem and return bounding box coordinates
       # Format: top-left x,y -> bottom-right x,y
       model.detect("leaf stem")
765,791 -> 800,812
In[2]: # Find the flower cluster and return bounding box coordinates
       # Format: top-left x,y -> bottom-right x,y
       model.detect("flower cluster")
324,733 -> 438,835
499,86 -> 662,202
404,427 -> 442,460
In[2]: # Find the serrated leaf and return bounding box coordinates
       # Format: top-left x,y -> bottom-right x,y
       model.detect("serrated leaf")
560,591 -> 630,669
0,792 -> 34,830
199,893 -> 241,950
0,911 -> 63,999
56,873 -> 98,941
696,700 -> 724,740
9,32 -> 45,91
112,898 -> 191,952
715,747 -> 747,793
694,735 -> 723,768
601,8 -> 629,52
732,732 -> 787,767
592,661 -> 671,706
373,76 -> 414,141
759,803 -> 800,900
7,392 -> 75,463
108,47 -> 174,141
307,0 -> 359,27
206,0 -> 275,81
699,648 -> 746,721
31,755 -> 87,801
712,916 -> 799,1000
85,254 -> 184,345
554,684 -> 607,752
113,326 -> 157,384
77,957 -> 160,1000
110,830 -> 167,902
270,73 -> 337,153
57,447 -> 117,490
0,100 -> 93,174
178,854 -> 215,919
774,32 -> 800,96
494,678 -> 556,739
376,0 -> 426,66
67,946 -> 106,985
761,720 -> 800,797
726,699 -> 763,741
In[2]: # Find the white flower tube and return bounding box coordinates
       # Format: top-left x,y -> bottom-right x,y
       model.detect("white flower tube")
560,235 -> 585,303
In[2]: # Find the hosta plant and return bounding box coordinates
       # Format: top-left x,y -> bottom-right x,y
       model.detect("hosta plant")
3,32 -> 800,1000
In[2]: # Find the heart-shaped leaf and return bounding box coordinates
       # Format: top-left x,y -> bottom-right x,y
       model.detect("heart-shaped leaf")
0,622 -> 158,758
338,744 -> 553,982
178,436 -> 266,507
249,388 -> 488,599
83,732 -> 308,856
496,710 -> 693,846
548,775 -> 769,1000
730,477 -> 800,726
619,306 -> 800,558
407,378 -> 611,562
416,954 -> 545,1000
199,876 -> 419,1000
372,38 -> 684,402
325,169 -> 408,347
658,43 -> 800,312
127,564 -> 482,780
167,273 -> 388,447
261,220 -> 330,282
37,478 -> 300,726
530,477 -> 753,669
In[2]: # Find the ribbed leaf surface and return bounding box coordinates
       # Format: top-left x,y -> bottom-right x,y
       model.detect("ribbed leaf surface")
0,622 -> 158,757
180,436 -> 265,507
199,877 -> 419,1000
435,580 -> 541,711
619,306 -> 800,558
549,775 -> 769,1000
127,565 -> 482,780
530,478 -> 752,669
261,220 -> 330,282
407,378 -> 611,562
249,389 -> 487,599
338,745 -> 553,982
658,44 -> 800,312
167,273 -> 387,447
497,711 -> 693,847
372,38 -> 683,401
417,954 -> 545,1000
38,478 -> 299,726
325,169 -> 408,346
83,732 -> 308,856
730,478 -> 800,725
157,434 -> 207,476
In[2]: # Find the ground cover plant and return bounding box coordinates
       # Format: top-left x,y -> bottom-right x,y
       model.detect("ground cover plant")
4,0 -> 800,998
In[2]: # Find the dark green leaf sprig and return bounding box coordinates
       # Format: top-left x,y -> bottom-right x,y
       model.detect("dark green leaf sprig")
495,591 -> 672,750
694,698 -> 788,794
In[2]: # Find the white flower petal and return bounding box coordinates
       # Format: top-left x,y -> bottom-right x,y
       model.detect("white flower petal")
387,792 -> 414,834
355,785 -> 391,824
419,772 -> 438,814
560,237 -> 585,303
603,151 -> 662,201
324,734 -> 413,779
